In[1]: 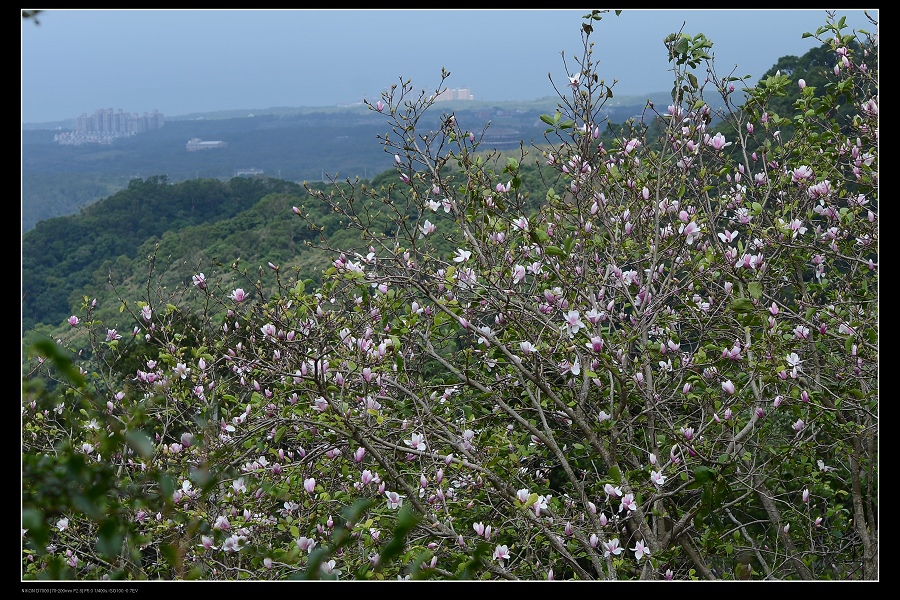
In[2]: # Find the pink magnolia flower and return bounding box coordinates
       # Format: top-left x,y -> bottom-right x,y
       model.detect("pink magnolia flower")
174,362 -> 190,379
722,341 -> 742,360
304,477 -> 316,493
375,100 -> 384,112
718,229 -> 739,243
419,220 -> 435,236
651,470 -> 666,486
512,264 -> 526,284
563,310 -> 585,337
404,433 -> 426,451
192,273 -> 207,288
722,380 -> 736,395
603,538 -> 623,557
453,248 -> 472,263
670,445 -> 680,464
68,315 -> 79,327
632,540 -> 651,561
586,335 -> 605,352
385,491 -> 403,509
533,494 -> 550,516
493,544 -> 511,562
604,483 -> 622,500
229,288 -> 247,303
802,489 -> 810,503
706,132 -> 732,150
624,138 -> 641,154
296,536 -> 317,553
679,221 -> 701,245
619,493 -> 637,513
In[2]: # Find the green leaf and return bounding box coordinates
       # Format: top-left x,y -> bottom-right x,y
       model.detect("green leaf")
161,544 -> 181,571
157,472 -> 175,501
126,430 -> 154,459
96,520 -> 124,558
533,227 -> 550,243
729,297 -> 756,314
747,282 -> 763,299
693,465 -> 715,483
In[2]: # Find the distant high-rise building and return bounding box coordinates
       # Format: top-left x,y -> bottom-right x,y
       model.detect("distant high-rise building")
434,88 -> 475,102
74,108 -> 165,134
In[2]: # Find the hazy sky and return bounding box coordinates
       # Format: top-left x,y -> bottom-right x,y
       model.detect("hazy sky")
21,8 -> 877,124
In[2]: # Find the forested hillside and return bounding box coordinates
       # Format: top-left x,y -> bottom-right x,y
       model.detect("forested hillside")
22,152 -> 558,345
22,176 -> 314,334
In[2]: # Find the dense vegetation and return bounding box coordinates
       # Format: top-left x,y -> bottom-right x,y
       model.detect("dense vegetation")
22,10 -> 877,582
23,176 -> 310,333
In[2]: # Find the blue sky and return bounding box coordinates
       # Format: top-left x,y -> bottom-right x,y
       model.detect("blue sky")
21,9 -> 878,124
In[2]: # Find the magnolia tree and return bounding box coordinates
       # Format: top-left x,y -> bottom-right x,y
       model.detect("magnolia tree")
23,10 -> 877,580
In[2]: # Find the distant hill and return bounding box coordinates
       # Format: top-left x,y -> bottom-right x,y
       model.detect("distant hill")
22,93 -> 676,232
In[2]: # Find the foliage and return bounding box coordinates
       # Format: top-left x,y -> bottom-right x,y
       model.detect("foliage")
22,10 -> 877,580
22,176 -> 310,333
